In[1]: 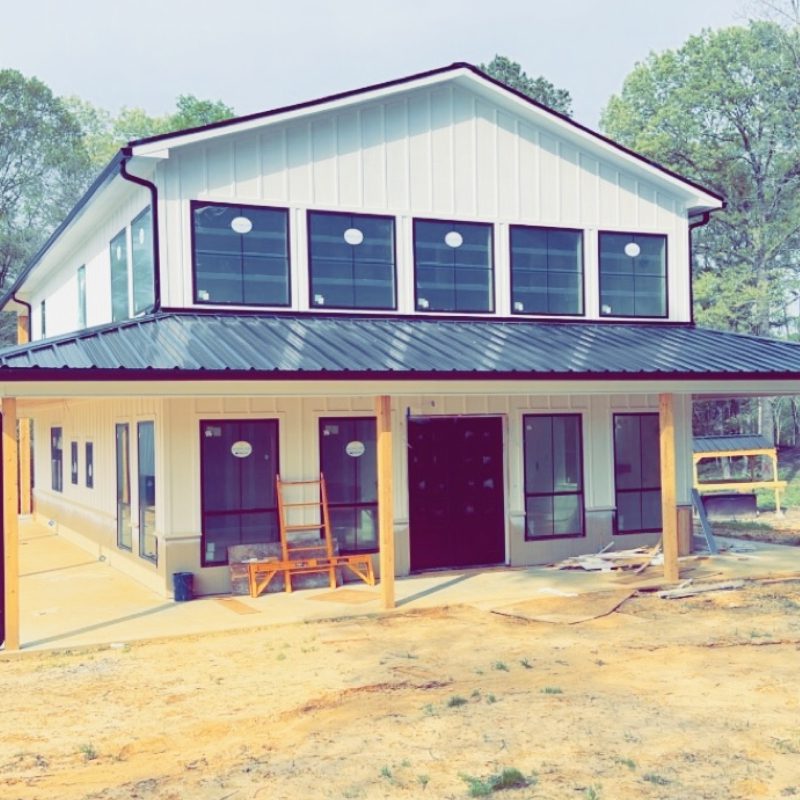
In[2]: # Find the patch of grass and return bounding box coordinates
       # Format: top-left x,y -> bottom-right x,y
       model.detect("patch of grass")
750,630 -> 772,639
422,703 -> 437,717
540,686 -> 563,695
416,773 -> 430,790
642,772 -> 670,786
379,765 -> 393,780
772,737 -> 800,754
486,693 -> 497,704
492,661 -> 509,672
276,652 -> 287,661
460,767 -> 535,797
471,689 -> 482,699
584,787 -> 602,800
447,695 -> 468,708
79,743 -> 98,762
614,756 -> 636,770
781,787 -> 798,796
520,658 -> 532,669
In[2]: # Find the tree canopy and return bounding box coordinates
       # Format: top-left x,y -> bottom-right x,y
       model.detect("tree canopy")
601,21 -> 800,336
479,55 -> 573,116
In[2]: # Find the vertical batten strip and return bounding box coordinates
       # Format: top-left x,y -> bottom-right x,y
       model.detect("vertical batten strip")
659,392 -> 679,582
2,397 -> 20,651
376,395 -> 395,609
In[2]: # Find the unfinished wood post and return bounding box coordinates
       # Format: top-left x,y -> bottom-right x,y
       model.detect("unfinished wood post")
376,395 -> 395,609
659,393 -> 679,583
2,398 -> 20,650
16,316 -> 31,516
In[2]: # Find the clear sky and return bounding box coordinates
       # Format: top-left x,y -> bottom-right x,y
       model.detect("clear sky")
0,0 -> 753,130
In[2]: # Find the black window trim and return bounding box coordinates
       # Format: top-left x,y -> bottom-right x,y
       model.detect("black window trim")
612,411 -> 662,535
198,417 -> 281,568
598,230 -> 669,320
306,208 -> 398,312
190,199 -> 292,309
412,216 -> 496,315
318,414 -> 379,555
522,412 -> 586,542
509,223 -> 585,318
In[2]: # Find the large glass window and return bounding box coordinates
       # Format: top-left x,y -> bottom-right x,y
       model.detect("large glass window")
138,421 -> 157,563
200,420 -> 280,566
193,202 -> 290,306
320,417 -> 378,553
308,212 -> 395,310
110,228 -> 129,322
131,207 -> 155,315
77,265 -> 86,328
510,226 -> 583,315
523,414 -> 584,540
599,232 -> 667,318
116,423 -> 132,550
414,219 -> 494,313
613,413 -> 662,533
50,427 -> 63,493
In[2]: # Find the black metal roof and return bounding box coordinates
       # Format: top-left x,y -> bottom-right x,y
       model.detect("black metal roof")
693,435 -> 775,453
0,311 -> 799,381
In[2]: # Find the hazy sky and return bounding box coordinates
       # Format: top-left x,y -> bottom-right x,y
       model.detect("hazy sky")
1,0 -> 755,129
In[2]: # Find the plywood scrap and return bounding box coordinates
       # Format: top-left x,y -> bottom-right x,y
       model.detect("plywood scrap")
492,589 -> 634,624
657,580 -> 745,600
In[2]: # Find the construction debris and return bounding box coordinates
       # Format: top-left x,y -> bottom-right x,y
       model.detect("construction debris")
553,542 -> 662,573
656,580 -> 745,600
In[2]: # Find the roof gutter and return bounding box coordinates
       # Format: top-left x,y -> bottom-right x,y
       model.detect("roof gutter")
120,148 -> 162,313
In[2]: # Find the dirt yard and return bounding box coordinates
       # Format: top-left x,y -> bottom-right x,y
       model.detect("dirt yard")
2,580 -> 800,800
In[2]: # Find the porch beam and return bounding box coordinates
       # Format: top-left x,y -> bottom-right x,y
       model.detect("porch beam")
16,316 -> 31,516
659,393 -> 680,583
376,395 -> 395,609
2,397 -> 20,650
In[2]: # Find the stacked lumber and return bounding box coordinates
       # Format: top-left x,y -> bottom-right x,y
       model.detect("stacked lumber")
553,542 -> 662,573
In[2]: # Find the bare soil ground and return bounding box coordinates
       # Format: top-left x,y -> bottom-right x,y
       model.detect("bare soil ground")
3,580 -> 800,800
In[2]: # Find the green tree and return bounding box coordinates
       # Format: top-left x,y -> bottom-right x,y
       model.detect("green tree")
0,70 -> 93,291
601,22 -> 800,336
479,55 -> 573,116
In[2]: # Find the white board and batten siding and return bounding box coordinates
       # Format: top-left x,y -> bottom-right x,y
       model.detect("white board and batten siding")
158,83 -> 691,320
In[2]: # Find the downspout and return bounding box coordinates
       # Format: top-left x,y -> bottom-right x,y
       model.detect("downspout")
10,293 -> 32,343
119,147 -> 162,313
688,211 -> 712,326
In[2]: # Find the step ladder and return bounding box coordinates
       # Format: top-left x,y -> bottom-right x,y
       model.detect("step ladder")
247,473 -> 376,597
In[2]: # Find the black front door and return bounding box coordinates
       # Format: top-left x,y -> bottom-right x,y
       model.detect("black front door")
408,416 -> 505,571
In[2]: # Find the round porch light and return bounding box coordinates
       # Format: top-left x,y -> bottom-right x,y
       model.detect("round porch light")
624,241 -> 641,258
343,227 -> 364,245
230,216 -> 253,234
444,230 -> 463,248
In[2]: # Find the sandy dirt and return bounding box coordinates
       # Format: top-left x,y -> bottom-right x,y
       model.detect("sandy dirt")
2,581 -> 800,800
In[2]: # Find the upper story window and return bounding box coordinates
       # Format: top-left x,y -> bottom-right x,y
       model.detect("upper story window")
510,226 -> 583,316
308,211 -> 396,310
40,299 -> 46,338
51,426 -> 63,493
110,228 -> 129,322
599,232 -> 667,318
131,208 -> 155,315
192,202 -> 290,307
414,219 -> 494,313
77,265 -> 86,328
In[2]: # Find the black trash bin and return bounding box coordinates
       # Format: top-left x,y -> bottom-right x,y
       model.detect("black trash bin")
172,571 -> 194,602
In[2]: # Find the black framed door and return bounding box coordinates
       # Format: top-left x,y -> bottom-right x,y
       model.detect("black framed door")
408,416 -> 505,571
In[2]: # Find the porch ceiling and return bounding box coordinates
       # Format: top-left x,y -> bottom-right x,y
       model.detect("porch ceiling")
0,311 -> 799,385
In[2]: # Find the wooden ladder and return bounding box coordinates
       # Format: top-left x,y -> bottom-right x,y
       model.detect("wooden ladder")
247,473 -> 376,597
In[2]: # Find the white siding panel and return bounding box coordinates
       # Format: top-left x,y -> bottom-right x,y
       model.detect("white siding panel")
518,122 -> 538,220
579,153 -> 599,225
287,124 -> 312,204
618,173 -> 638,227
497,112 -> 517,220
538,132 -> 558,223
336,111 -> 361,207
261,129 -> 288,201
430,88 -> 454,215
311,118 -> 337,206
475,99 -> 497,218
360,105 -> 386,209
559,142 -> 579,223
408,93 -> 432,212
385,100 -> 409,210
453,87 -> 477,216
233,137 -> 259,199
206,142 -> 234,197
637,181 -> 657,228
598,163 -> 619,227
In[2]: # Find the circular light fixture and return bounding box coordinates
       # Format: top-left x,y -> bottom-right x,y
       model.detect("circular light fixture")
343,227 -> 364,246
444,231 -> 463,248
624,241 -> 641,258
231,216 -> 253,234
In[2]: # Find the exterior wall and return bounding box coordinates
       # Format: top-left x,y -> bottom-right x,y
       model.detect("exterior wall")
29,188 -> 150,341
28,390 -> 689,597
157,84 -> 691,320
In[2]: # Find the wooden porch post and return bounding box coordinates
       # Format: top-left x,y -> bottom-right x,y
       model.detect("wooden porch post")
16,315 -> 31,516
659,393 -> 679,583
2,398 -> 20,650
375,395 -> 395,609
